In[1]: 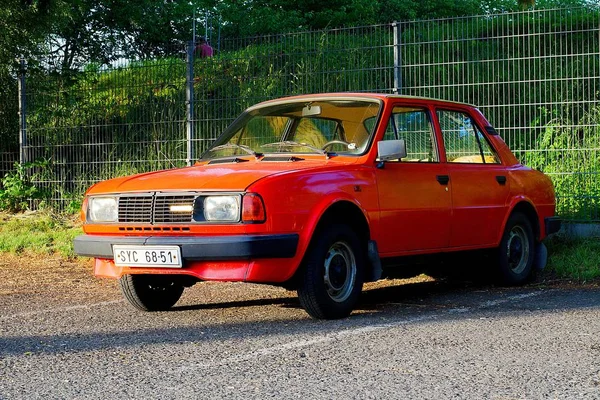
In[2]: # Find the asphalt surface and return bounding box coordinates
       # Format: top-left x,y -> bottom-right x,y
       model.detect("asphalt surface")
1,277 -> 599,400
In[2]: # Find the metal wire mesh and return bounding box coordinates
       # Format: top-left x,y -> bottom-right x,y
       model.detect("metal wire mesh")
399,8 -> 600,221
194,25 -> 395,155
23,50 -> 189,201
14,8 -> 600,221
0,152 -> 19,184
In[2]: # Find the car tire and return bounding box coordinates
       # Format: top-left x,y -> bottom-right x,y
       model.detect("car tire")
496,212 -> 535,286
297,224 -> 365,319
119,274 -> 184,311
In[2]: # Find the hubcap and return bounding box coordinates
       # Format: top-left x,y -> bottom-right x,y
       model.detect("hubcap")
506,226 -> 530,274
323,241 -> 356,303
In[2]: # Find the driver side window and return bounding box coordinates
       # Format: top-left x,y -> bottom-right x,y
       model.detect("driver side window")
383,107 -> 438,162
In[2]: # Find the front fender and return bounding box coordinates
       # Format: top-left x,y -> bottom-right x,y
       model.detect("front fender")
247,167 -> 378,282
300,192 -> 373,254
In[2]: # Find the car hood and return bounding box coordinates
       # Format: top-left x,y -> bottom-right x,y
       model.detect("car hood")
86,158 -> 359,194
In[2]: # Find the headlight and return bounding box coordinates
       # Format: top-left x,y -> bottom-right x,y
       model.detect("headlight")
88,196 -> 118,222
203,196 -> 240,221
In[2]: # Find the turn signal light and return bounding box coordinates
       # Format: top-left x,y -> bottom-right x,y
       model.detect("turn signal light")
242,193 -> 266,223
80,196 -> 89,222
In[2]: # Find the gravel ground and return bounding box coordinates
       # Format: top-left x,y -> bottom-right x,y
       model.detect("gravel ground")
0,254 -> 599,399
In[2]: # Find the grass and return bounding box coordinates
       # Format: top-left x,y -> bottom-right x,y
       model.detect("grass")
0,211 -> 83,258
0,211 -> 598,283
545,235 -> 600,283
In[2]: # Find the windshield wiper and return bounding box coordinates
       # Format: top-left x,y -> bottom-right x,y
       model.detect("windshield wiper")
206,143 -> 263,159
261,141 -> 326,155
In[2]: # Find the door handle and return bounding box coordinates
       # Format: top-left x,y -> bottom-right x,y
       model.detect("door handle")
496,175 -> 507,185
436,175 -> 450,185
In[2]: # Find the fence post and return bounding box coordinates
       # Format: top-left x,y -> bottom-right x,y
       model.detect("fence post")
17,59 -> 27,165
392,21 -> 402,94
186,41 -> 195,166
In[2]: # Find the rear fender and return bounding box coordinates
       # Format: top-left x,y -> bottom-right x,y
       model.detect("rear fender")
496,196 -> 541,245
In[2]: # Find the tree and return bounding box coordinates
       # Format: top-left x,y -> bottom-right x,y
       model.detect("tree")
44,0 -> 198,71
209,0 -> 484,37
0,0 -> 52,68
481,0 -> 595,13
0,0 -> 53,151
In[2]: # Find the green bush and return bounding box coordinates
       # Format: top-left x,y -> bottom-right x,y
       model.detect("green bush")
0,161 -> 50,212
525,106 -> 600,221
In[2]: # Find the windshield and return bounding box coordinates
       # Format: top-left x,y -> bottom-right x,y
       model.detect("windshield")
201,98 -> 382,160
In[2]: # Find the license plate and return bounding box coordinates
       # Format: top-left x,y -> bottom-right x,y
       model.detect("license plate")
113,245 -> 182,268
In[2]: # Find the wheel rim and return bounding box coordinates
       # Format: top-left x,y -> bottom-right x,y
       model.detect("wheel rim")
506,226 -> 530,274
323,241 -> 356,303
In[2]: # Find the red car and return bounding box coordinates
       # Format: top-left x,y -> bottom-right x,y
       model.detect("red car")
74,93 -> 561,319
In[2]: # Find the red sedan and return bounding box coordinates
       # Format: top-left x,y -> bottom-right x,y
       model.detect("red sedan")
74,93 -> 561,319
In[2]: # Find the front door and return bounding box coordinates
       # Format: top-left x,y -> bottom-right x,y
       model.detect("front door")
375,105 -> 452,256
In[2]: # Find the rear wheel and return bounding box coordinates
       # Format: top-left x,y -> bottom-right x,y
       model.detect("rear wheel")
297,224 -> 365,319
119,274 -> 184,311
496,212 -> 535,285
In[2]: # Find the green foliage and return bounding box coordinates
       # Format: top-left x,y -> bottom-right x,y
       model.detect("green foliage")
38,0 -> 198,71
482,0 -> 599,13
58,190 -> 84,215
3,6 -> 599,220
213,0 -> 597,37
398,9 -> 599,152
0,0 -> 52,153
0,160 -> 50,212
0,0 -> 51,67
24,25 -> 398,176
0,72 -> 18,150
524,106 -> 600,221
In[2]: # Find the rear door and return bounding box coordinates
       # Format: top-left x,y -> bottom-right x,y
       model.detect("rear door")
436,108 -> 510,248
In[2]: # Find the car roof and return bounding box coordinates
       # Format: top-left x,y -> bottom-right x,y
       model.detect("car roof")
247,92 -> 476,111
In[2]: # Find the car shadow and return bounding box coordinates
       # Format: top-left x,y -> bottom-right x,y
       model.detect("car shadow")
1,277 -> 597,357
170,276 -> 505,313
170,280 -> 484,312
358,278 -> 487,309
172,296 -> 299,311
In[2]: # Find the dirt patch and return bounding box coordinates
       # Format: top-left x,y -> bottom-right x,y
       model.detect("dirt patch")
0,252 -> 119,312
0,250 -> 596,318
0,251 -> 437,311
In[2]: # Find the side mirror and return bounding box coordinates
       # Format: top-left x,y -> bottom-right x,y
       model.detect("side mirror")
377,139 -> 407,162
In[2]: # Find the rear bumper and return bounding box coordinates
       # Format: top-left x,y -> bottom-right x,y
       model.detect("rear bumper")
544,216 -> 562,236
73,234 -> 299,260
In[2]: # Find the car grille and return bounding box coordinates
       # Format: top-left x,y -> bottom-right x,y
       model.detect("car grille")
118,193 -> 196,224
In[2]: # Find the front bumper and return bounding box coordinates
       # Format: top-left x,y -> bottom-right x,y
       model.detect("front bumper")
73,234 -> 299,260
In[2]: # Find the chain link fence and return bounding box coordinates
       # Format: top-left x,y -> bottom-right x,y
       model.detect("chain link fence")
8,7 -> 600,220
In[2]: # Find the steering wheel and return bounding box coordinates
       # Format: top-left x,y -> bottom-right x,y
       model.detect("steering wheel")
322,140 -> 351,150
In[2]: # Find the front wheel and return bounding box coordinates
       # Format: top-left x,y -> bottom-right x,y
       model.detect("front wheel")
297,224 -> 365,319
496,212 -> 535,285
119,274 -> 184,311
